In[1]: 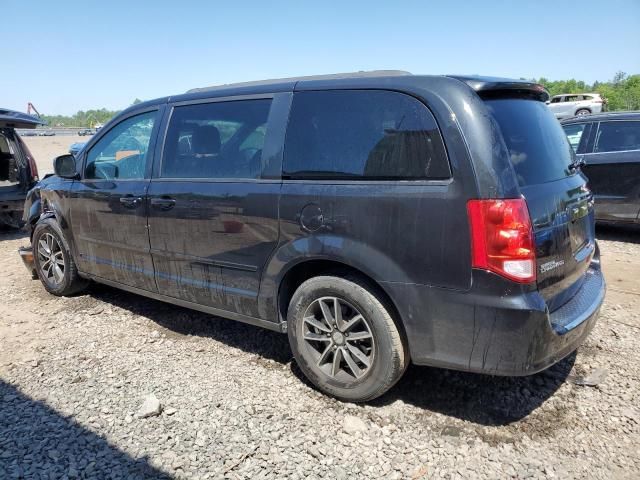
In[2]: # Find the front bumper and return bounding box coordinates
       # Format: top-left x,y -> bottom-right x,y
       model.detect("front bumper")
383,258 -> 604,376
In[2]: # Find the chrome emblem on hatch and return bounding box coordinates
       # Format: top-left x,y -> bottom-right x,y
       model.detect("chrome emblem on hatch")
540,259 -> 565,274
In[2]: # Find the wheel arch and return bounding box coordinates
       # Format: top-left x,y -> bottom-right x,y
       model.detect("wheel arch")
275,257 -> 408,345
31,188 -> 77,259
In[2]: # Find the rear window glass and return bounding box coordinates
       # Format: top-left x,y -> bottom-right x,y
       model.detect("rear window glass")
486,99 -> 573,185
594,121 -> 640,153
283,90 -> 450,180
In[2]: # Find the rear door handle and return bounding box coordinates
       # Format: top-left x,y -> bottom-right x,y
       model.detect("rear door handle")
119,196 -> 142,208
150,197 -> 176,210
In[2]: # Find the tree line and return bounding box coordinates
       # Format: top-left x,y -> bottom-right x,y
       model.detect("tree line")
534,72 -> 640,111
40,74 -> 640,127
41,99 -> 142,128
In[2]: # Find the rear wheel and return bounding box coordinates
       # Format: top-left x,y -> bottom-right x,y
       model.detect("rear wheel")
287,275 -> 408,402
575,108 -> 590,116
33,218 -> 88,296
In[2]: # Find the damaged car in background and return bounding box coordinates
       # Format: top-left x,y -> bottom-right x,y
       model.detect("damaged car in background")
0,108 -> 42,228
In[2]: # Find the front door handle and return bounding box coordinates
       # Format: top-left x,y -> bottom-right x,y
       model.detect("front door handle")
119,196 -> 142,208
150,197 -> 176,211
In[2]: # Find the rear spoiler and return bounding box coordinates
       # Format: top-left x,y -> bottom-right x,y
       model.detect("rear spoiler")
448,75 -> 550,102
0,108 -> 47,129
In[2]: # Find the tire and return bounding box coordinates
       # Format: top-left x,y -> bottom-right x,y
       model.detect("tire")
32,218 -> 88,296
575,109 -> 591,116
287,275 -> 408,402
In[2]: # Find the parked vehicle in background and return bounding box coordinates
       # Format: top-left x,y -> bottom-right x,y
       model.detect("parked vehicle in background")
0,108 -> 42,228
68,142 -> 86,157
562,111 -> 640,224
547,93 -> 605,119
78,129 -> 94,136
38,129 -> 56,136
19,72 -> 604,402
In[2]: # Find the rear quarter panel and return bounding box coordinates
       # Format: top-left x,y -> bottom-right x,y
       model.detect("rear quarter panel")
258,76 -> 510,322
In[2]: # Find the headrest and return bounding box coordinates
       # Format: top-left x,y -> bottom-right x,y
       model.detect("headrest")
191,125 -> 221,155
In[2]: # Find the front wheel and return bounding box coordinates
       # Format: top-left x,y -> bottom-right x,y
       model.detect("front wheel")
287,275 -> 408,402
575,108 -> 591,116
33,218 -> 88,296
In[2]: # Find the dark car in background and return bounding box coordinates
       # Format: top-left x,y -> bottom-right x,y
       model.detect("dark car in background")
0,108 -> 42,228
78,129 -> 94,136
20,73 -> 604,401
561,111 -> 640,224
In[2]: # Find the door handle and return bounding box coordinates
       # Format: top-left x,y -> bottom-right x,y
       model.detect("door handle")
119,196 -> 142,208
150,197 -> 176,210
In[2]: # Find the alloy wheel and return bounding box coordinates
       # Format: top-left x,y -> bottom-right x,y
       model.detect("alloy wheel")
37,233 -> 65,286
302,296 -> 375,381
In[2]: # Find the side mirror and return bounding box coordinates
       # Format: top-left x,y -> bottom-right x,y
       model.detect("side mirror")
53,154 -> 79,179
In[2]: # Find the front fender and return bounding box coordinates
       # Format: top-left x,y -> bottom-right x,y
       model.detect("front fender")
257,234 -> 408,322
22,184 -> 43,238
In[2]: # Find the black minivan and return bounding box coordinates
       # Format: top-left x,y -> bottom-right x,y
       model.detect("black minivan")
20,72 -> 604,401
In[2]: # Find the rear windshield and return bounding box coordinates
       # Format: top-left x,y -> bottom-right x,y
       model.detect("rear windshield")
485,99 -> 573,185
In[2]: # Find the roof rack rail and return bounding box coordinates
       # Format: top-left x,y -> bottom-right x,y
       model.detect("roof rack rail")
187,70 -> 413,93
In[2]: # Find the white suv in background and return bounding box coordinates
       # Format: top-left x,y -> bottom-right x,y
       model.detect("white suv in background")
546,93 -> 605,119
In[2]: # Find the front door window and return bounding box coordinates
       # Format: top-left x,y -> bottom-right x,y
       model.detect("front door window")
85,111 -> 157,180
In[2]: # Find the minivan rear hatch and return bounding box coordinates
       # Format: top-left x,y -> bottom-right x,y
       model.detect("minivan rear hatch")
0,109 -> 45,129
485,97 -> 595,312
1,109 -> 42,199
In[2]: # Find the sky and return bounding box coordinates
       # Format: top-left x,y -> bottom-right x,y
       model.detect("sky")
3,0 -> 639,116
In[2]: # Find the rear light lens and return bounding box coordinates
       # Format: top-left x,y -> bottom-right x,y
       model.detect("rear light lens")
467,198 -> 536,283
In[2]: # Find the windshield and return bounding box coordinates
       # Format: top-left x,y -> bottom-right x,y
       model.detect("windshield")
486,99 -> 574,185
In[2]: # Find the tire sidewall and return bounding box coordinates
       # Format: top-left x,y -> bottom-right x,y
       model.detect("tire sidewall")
33,219 -> 75,295
288,277 -> 401,401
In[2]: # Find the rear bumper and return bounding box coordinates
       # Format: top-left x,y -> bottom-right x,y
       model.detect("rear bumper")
383,258 -> 604,376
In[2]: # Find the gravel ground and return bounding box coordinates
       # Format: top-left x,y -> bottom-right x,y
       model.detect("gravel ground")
1,225 -> 639,479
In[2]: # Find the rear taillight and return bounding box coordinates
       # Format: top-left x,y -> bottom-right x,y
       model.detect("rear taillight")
467,198 -> 536,283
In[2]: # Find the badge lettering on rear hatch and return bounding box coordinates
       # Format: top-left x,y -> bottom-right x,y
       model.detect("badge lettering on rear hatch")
540,259 -> 565,274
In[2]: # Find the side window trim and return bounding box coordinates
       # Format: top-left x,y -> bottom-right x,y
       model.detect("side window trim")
155,94 -> 275,181
80,106 -> 162,181
584,121 -> 598,154
576,122 -> 592,154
